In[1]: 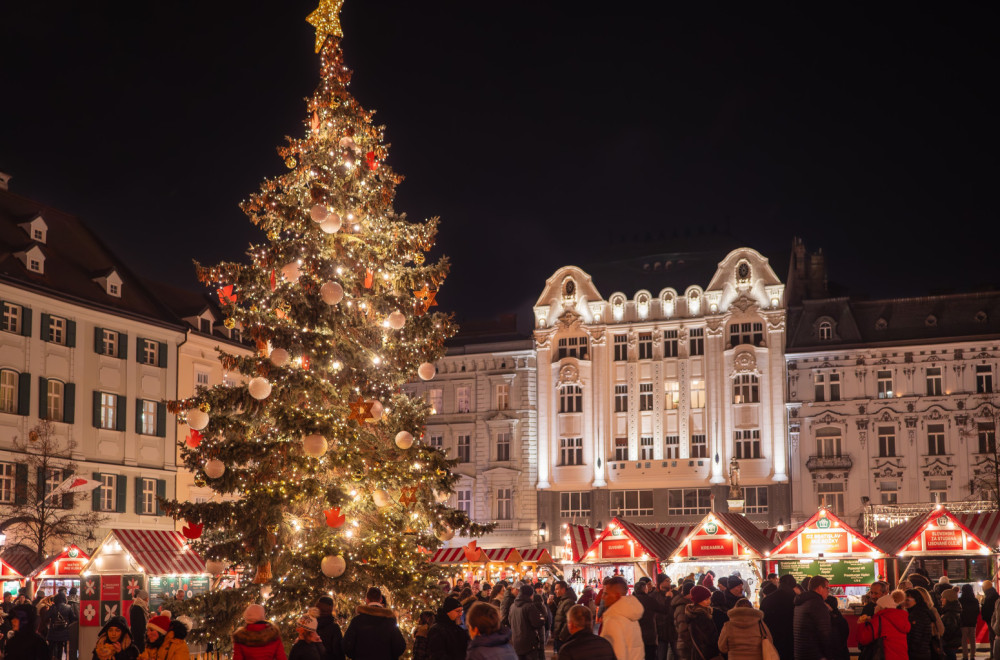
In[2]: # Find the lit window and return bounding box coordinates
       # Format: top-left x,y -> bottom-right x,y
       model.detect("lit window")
560,437 -> 583,465
48,316 -> 66,345
427,389 -> 443,414
690,380 -> 705,408
611,490 -> 653,516
877,370 -> 893,399
99,474 -> 116,511
141,400 -> 157,435
664,381 -> 679,410
46,380 -> 64,422
44,469 -> 63,505
496,383 -> 510,411
142,340 -> 158,366
456,386 -> 471,413
0,462 -> 15,502
0,370 -> 18,414
2,303 -> 22,334
100,392 -> 117,430
102,330 -> 119,358
141,478 -> 157,515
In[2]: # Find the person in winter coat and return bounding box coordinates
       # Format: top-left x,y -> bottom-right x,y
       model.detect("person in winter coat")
314,596 -> 345,660
959,584 -> 980,660
342,588 -> 406,660
45,590 -> 78,658
652,574 -> 677,660
991,596 -> 1000,660
905,588 -> 937,660
635,580 -> 669,660
558,605 -> 616,660
673,582 -> 695,660
793,575 -> 833,660
427,596 -> 470,660
862,582 -> 890,618
6,602 -> 49,659
761,574 -> 796,660
718,599 -> 773,660
410,611 -> 433,660
941,588 -> 963,660
684,586 -> 722,660
825,596 -> 850,660
509,585 -> 545,660
548,581 -> 577,651
232,604 -> 287,660
499,585 -> 516,629
601,576 -> 646,660
93,615 -> 139,660
289,610 -> 326,660
858,599 -> 911,660
983,581 -> 999,654
466,603 -> 516,660
723,577 -> 746,612
130,590 -> 151,653
139,616 -> 192,660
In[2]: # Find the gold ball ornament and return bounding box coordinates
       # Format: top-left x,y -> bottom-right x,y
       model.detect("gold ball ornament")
386,311 -> 406,330
435,526 -> 455,542
321,555 -> 346,578
372,489 -> 392,508
281,261 -> 302,284
368,400 -> 384,421
204,459 -> 226,479
320,214 -> 342,234
285,156 -> 297,169
414,253 -> 425,265
394,431 -> 414,449
310,204 -> 329,223
303,434 -> 329,458
223,317 -> 236,329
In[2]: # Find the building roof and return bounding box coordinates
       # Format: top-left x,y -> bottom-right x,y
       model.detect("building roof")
481,547 -> 523,564
872,507 -> 998,556
108,529 -> 205,575
568,524 -> 600,563
519,548 -> 554,564
0,544 -> 36,576
428,547 -> 480,564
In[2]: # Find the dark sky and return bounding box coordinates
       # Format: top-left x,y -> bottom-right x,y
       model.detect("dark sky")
2,3 -> 995,326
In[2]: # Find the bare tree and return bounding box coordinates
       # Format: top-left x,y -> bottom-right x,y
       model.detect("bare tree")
0,421 -> 106,562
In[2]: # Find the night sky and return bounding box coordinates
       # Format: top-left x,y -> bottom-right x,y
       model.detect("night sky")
2,3 -> 995,326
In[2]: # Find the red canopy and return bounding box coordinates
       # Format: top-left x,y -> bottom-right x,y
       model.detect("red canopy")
28,545 -> 90,579
582,518 -> 679,563
873,507 -> 994,557
671,512 -> 776,560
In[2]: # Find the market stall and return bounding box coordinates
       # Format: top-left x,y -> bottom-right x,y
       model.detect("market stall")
428,546 -> 487,585
562,524 -> 600,588
0,556 -> 25,597
518,548 -> 559,581
481,547 -> 524,584
28,544 -> 90,593
580,517 -> 679,584
79,529 -> 207,654
666,512 -> 776,602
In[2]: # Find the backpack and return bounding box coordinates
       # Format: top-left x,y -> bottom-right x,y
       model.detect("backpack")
859,618 -> 885,660
50,606 -> 69,631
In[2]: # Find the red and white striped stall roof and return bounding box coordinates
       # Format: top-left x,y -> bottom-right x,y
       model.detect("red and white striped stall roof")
519,549 -> 554,564
429,547 -> 477,564
568,525 -> 599,563
954,512 -> 1000,548
655,525 -> 696,540
761,528 -> 787,545
114,529 -> 205,575
482,548 -> 523,564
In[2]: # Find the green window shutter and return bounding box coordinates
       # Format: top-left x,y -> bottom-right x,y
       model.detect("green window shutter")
62,491 -> 73,510
91,472 -> 102,511
119,333 -> 128,360
14,463 -> 28,504
66,320 -> 76,348
135,477 -> 144,516
37,376 -> 48,419
115,395 -> 126,431
40,313 -> 50,342
63,383 -> 75,424
94,327 -> 104,354
92,391 -> 101,428
158,342 -> 168,369
36,467 -> 46,503
17,372 -> 31,416
156,401 -> 167,438
116,475 -> 127,513
156,479 -> 166,516
135,398 -> 144,434
136,337 -> 144,362
20,306 -> 31,338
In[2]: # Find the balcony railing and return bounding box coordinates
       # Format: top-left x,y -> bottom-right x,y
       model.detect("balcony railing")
805,454 -> 853,471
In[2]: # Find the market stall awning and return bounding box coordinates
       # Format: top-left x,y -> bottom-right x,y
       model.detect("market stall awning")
954,512 -> 1000,548
519,548 -> 554,564
582,518 -> 679,563
0,557 -> 24,579
429,547 -> 484,564
28,545 -> 90,579
761,528 -> 787,545
768,507 -> 882,558
567,525 -> 599,562
655,525 -> 696,541
85,529 -> 205,575
482,548 -> 523,564
0,544 -> 39,577
873,507 -> 995,556
671,512 -> 776,560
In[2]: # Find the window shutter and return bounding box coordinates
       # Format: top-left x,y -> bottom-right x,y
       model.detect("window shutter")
63,383 -> 75,424
116,475 -> 127,513
156,479 -> 166,516
61,491 -> 73,510
20,306 -> 31,337
94,327 -> 104,354
38,376 -> 48,419
17,372 -> 31,416
119,333 -> 128,360
40,313 -> 50,342
92,391 -> 101,428
158,342 -> 168,369
135,478 -> 144,516
66,321 -> 76,348
116,395 -> 127,431
156,401 -> 167,438
14,463 -> 28,504
136,337 -> 145,362
37,467 -> 46,503
91,472 -> 102,511
135,398 -> 144,434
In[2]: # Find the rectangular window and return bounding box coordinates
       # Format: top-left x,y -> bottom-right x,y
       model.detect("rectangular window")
456,386 -> 471,413
557,336 -> 589,360
733,374 -> 759,404
639,382 -> 653,411
429,435 -> 443,450
735,429 -> 761,459
199,318 -> 212,333
100,474 -> 116,511
559,385 -> 583,413
46,380 -> 64,422
815,374 -> 826,402
614,335 -> 628,361
428,389 -> 443,414
141,478 -> 157,515
816,431 -> 842,457
829,373 -> 841,401
44,468 -> 63,505
880,481 -> 898,505
2,303 -> 22,334
614,437 -> 629,461
927,424 -> 946,456
457,435 -> 471,463
665,435 -> 680,459
979,422 -> 997,455
100,392 -> 117,430
496,384 -> 510,411
496,432 -> 511,461
667,488 -> 712,515
497,488 -> 512,520
878,426 -> 896,457
729,322 -> 764,347
102,329 -> 119,358
141,400 -> 157,435
817,482 -> 845,515
196,371 -> 210,388
0,371 -> 17,413
142,339 -> 158,366
663,330 -> 678,358
560,437 -> 583,466
458,490 -> 472,515
977,365 -> 994,394
689,328 -> 704,356
926,367 -> 943,396
690,380 -> 706,409
48,316 -> 66,345
0,462 -> 14,503
611,489 -> 654,517
664,381 -> 679,410
614,384 -> 628,413
638,333 -> 653,360
743,486 -> 769,514
691,434 -> 707,458
560,491 -> 592,518
929,479 -> 948,504
877,370 -> 893,399
640,436 -> 654,460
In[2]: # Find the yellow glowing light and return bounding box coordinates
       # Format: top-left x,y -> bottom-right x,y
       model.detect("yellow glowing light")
306,0 -> 345,52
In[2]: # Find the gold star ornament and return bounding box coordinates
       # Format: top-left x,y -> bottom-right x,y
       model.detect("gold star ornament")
307,0 -> 345,53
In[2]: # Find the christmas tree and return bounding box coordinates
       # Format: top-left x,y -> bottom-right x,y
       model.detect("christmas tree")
164,0 -> 486,646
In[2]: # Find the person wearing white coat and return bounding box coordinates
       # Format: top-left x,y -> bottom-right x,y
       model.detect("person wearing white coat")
600,577 -> 646,660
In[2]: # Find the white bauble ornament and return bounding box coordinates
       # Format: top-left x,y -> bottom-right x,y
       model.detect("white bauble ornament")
338,136 -> 356,150
320,282 -> 344,305
417,362 -> 436,381
205,560 -> 225,576
269,348 -> 290,367
281,261 -> 301,284
260,585 -> 273,599
204,459 -> 226,479
320,214 -> 342,234
368,400 -> 383,421
309,204 -> 329,223
321,555 -> 346,578
372,489 -> 392,508
187,409 -> 209,431
303,434 -> 329,458
395,431 -> 414,449
248,377 -> 272,400
435,526 -> 455,542
387,311 -> 406,330
434,489 -> 451,504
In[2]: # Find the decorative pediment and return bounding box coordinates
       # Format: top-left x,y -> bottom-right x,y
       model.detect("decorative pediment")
872,460 -> 905,479
973,352 -> 993,360
974,404 -> 995,419
921,458 -> 954,480
483,466 -> 522,477
923,407 -> 947,421
557,364 -> 580,386
875,409 -> 898,424
730,295 -> 757,313
556,309 -> 584,331
809,412 -> 846,430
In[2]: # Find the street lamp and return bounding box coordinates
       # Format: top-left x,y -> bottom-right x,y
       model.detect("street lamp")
538,522 -> 547,543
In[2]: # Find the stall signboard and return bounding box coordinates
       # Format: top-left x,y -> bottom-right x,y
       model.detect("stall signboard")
31,545 -> 90,579
691,537 -> 736,556
777,559 -> 877,585
149,575 -> 210,610
802,530 -> 850,554
768,508 -> 882,559
601,538 -> 634,559
670,512 -> 776,561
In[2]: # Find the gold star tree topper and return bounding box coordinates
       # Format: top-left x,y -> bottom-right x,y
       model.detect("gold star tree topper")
307,0 -> 344,52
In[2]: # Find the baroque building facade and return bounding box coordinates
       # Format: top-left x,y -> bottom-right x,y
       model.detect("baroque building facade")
533,247 -> 791,556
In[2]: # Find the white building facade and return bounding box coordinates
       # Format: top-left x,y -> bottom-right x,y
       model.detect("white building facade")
533,248 -> 791,556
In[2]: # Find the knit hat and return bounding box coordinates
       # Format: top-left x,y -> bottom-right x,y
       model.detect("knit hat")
442,596 -> 463,613
700,574 -> 715,590
147,615 -> 171,635
728,576 -> 744,589
875,594 -> 898,611
243,603 -> 267,623
690,586 -> 712,604
938,576 -> 951,584
297,608 -> 320,631
943,588 -> 959,602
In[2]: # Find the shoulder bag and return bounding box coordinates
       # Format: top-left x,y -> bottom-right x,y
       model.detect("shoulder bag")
759,620 -> 780,660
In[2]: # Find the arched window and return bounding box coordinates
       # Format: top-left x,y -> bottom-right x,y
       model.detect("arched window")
733,374 -> 759,404
0,369 -> 19,414
818,321 -> 833,341
559,384 -> 583,413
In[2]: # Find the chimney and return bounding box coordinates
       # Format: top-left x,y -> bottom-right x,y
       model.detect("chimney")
807,249 -> 828,298
793,237 -> 807,279
0,172 -> 10,191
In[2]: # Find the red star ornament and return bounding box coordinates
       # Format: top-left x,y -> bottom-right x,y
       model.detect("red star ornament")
463,540 -> 483,562
398,487 -> 418,507
347,396 -> 374,423
365,151 -> 378,170
413,285 -> 438,316
185,430 -> 202,449
323,507 -> 346,528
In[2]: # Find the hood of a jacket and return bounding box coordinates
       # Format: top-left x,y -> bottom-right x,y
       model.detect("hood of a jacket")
942,601 -> 962,615
671,593 -> 692,609
470,628 -> 513,649
514,593 -> 536,607
356,604 -> 397,619
794,590 -> 824,607
725,606 -> 764,628
560,588 -> 578,604
684,603 -> 714,619
606,594 -> 644,621
233,621 -> 281,646
98,615 -> 133,647
877,607 -> 911,632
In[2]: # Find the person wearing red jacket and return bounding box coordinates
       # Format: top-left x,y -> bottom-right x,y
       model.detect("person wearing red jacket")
858,604 -> 911,660
233,604 -> 287,660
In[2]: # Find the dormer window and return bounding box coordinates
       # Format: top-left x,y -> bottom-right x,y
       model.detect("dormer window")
33,230 -> 43,241
109,284 -> 119,295
93,269 -> 123,298
199,318 -> 212,333
818,321 -> 833,340
16,245 -> 45,275
29,259 -> 42,273
19,214 -> 48,244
